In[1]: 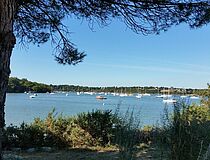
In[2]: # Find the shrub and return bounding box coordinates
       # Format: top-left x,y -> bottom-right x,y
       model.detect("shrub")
160,102 -> 210,160
3,109 -> 120,149
4,122 -> 45,149
3,107 -> 143,159
67,123 -> 97,148
113,108 -> 141,160
76,110 -> 117,146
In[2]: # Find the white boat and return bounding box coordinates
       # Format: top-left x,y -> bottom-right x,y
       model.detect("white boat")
163,99 -> 177,103
156,94 -> 170,98
76,92 -> 80,95
156,95 -> 163,98
111,93 -> 117,96
180,95 -> 188,98
119,93 -> 128,97
84,92 -> 94,95
50,92 -> 55,95
141,87 -> 150,96
66,93 -> 69,96
180,89 -> 188,98
190,96 -> 200,99
29,94 -> 37,98
136,94 -> 142,99
142,93 -> 151,96
158,87 -> 173,98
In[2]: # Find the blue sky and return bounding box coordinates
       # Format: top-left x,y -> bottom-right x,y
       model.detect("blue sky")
11,17 -> 210,88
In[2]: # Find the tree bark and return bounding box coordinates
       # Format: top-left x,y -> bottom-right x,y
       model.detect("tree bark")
0,0 -> 16,159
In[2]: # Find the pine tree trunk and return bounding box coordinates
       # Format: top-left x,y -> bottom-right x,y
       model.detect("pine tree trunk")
0,0 -> 16,159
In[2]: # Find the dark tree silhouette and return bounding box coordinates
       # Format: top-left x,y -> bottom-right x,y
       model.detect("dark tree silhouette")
0,0 -> 210,158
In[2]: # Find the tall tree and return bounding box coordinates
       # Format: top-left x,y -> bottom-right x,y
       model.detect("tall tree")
0,0 -> 210,158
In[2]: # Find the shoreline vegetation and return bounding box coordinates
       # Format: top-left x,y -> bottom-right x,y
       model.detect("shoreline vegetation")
8,77 -> 206,96
3,102 -> 210,160
3,85 -> 210,159
5,77 -> 210,159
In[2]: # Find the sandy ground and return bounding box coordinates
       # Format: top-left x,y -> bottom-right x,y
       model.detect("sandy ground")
3,145 -> 167,160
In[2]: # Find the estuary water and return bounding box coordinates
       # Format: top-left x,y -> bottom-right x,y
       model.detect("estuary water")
5,93 -> 199,126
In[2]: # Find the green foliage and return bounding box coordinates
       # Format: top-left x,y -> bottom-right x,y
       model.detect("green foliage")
67,123 -> 97,148
76,110 -> 117,146
113,108 -> 141,160
201,84 -> 210,108
3,111 -> 70,149
7,77 -> 51,93
3,109 -> 122,149
159,103 -> 210,160
183,105 -> 210,122
4,122 -> 45,149
3,108 -> 145,160
8,77 -> 206,94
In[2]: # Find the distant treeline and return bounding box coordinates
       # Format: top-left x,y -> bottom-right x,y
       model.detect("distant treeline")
7,77 -> 206,95
7,77 -> 51,93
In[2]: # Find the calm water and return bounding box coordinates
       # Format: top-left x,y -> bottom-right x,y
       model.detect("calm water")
5,93 -> 199,126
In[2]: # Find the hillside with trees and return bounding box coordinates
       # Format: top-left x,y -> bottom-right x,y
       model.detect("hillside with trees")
7,77 -> 51,93
7,77 -> 206,95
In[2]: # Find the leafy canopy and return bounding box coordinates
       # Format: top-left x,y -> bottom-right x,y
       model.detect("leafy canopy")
14,0 -> 210,64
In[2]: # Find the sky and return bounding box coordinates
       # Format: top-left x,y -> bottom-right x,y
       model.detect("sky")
10,17 -> 210,89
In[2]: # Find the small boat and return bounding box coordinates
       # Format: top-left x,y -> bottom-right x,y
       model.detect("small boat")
84,92 -> 94,95
142,93 -> 151,96
29,95 -> 36,98
136,94 -> 142,99
96,96 -> 107,100
119,93 -> 128,97
190,96 -> 200,99
156,95 -> 163,98
163,99 -> 177,104
66,93 -> 69,96
180,95 -> 188,98
111,93 -> 117,96
156,94 -> 167,98
156,94 -> 172,98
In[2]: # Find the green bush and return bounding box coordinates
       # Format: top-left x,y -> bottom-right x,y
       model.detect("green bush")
4,110 -> 71,149
3,109 -> 122,149
160,103 -> 210,160
3,107 -> 144,160
76,110 -> 117,146
4,122 -> 45,149
113,108 -> 141,160
67,123 -> 97,148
